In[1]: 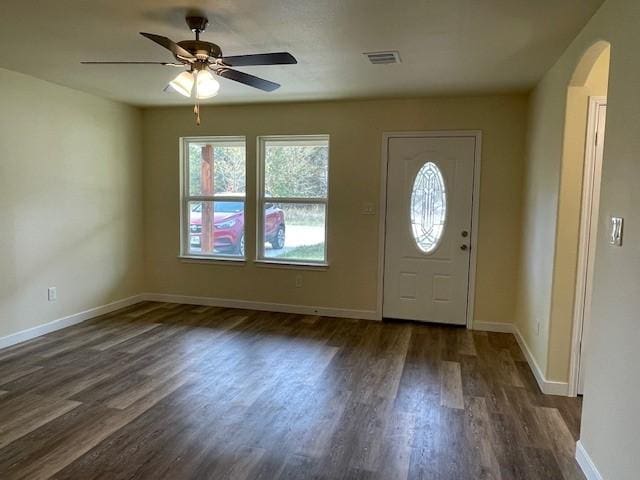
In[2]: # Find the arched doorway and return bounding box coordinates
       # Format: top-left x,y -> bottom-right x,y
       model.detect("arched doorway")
564,41 -> 611,396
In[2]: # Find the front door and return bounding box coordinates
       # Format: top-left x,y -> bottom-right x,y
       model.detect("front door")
383,135 -> 477,325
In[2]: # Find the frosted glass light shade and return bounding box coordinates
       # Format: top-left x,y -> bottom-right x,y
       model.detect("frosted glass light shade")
195,70 -> 220,99
169,71 -> 194,97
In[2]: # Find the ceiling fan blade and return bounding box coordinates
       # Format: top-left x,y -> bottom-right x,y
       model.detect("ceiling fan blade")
140,32 -> 195,61
221,52 -> 297,67
216,68 -> 280,92
81,61 -> 183,66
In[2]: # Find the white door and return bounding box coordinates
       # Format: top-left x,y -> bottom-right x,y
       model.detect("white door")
578,102 -> 607,395
383,135 -> 477,325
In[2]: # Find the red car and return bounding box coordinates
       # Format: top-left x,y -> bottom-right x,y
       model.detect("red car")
189,198 -> 285,256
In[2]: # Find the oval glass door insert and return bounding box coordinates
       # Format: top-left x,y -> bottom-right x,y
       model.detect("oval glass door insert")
410,162 -> 447,253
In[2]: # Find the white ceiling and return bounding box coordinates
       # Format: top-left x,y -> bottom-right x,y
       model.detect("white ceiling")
0,0 -> 604,106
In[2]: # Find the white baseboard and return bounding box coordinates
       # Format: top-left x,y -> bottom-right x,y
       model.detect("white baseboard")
0,295 -> 145,350
472,321 -> 570,396
576,441 -> 603,480
142,293 -> 379,321
512,325 -> 569,396
0,292 -> 377,352
472,321 -> 515,333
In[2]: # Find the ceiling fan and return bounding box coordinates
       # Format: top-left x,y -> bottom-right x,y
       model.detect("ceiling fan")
82,15 -> 297,124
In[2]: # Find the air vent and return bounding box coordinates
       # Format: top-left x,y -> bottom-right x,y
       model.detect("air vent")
364,50 -> 401,65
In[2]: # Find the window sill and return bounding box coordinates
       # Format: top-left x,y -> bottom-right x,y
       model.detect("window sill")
254,260 -> 329,271
178,255 -> 246,266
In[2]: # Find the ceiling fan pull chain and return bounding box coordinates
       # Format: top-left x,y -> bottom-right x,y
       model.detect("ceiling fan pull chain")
194,103 -> 201,126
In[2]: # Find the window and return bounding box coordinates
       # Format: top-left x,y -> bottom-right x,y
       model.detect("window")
258,136 -> 329,264
411,161 -> 447,253
181,137 -> 246,259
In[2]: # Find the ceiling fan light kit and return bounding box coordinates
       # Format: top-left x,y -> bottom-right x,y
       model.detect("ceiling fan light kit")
82,15 -> 297,125
168,70 -> 220,99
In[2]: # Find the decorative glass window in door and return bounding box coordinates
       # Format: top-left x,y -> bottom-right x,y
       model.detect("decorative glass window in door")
410,162 -> 447,253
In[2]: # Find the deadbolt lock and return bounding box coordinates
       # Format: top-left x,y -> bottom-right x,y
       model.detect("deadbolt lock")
461,230 -> 469,237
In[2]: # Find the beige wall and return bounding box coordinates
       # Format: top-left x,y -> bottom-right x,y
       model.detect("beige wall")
0,67 -> 144,339
516,0 -> 640,478
516,80 -> 563,376
142,95 -> 527,325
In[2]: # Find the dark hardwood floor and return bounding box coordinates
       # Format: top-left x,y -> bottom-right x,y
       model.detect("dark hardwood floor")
0,302 -> 584,480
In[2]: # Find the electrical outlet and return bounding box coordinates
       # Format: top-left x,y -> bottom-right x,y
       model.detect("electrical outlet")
48,287 -> 57,302
295,274 -> 303,288
361,202 -> 376,215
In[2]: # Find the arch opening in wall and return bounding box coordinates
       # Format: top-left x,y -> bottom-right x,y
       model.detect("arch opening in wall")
562,40 -> 611,398
569,40 -> 611,88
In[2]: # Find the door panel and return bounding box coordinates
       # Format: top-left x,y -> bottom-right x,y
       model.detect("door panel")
578,103 -> 607,395
383,136 -> 476,325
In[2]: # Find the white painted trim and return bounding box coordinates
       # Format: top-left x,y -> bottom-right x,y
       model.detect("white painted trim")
472,321 -> 514,333
0,295 -> 145,350
377,130 -> 483,327
142,293 -> 379,321
376,134 -> 390,321
569,96 -> 607,397
468,133 -> 483,329
513,325 -> 569,396
575,441 -> 604,480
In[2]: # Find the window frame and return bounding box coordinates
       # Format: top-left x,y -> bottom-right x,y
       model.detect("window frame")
256,135 -> 330,267
179,136 -> 247,262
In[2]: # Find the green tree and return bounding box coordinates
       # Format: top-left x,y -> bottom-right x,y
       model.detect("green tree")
264,145 -> 328,198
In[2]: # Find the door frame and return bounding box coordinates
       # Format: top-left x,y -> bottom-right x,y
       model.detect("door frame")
568,96 -> 607,397
376,131 -> 483,328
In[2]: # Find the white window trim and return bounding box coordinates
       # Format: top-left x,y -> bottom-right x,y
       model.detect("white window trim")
179,136 -> 247,262
255,135 -> 330,267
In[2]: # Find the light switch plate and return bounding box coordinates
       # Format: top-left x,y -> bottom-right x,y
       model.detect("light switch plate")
609,216 -> 623,246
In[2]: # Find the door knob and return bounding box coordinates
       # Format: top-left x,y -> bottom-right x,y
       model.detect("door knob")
460,244 -> 469,251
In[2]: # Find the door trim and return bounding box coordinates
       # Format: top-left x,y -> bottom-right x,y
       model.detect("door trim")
568,96 -> 607,397
377,130 -> 482,328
